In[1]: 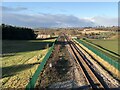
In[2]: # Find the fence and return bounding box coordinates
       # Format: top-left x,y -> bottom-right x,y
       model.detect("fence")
84,38 -> 120,58
75,39 -> 120,71
26,38 -> 58,90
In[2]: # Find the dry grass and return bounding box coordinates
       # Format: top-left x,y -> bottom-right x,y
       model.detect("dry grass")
80,30 -> 109,34
74,40 -> 120,79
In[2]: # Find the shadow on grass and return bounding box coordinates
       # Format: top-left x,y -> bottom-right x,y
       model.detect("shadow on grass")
2,40 -> 53,55
2,54 -> 16,57
2,62 -> 40,78
37,37 -> 57,40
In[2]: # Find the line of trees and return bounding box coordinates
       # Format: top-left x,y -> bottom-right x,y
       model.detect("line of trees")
1,24 -> 37,40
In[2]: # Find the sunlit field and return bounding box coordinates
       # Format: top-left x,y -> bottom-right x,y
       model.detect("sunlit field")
1,39 -> 55,88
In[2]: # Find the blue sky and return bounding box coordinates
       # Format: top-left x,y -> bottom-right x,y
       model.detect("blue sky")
1,2 -> 118,28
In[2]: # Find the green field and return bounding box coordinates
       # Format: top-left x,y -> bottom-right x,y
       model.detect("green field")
89,39 -> 119,55
1,39 -> 55,88
82,38 -> 120,63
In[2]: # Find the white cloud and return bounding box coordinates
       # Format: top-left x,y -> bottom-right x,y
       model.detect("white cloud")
84,16 -> 118,26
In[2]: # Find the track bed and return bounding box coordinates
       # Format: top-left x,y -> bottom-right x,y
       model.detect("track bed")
35,34 -> 120,89
35,35 -> 83,89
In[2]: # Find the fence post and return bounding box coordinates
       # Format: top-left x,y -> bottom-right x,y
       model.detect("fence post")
75,39 -> 120,72
26,38 -> 58,90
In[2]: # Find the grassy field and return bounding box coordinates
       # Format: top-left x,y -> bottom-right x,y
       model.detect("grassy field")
1,39 -> 55,88
89,39 -> 119,55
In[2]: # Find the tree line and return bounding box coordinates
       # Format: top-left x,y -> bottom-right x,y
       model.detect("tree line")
1,24 -> 37,40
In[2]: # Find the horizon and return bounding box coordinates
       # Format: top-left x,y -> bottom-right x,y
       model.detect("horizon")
1,23 -> 118,30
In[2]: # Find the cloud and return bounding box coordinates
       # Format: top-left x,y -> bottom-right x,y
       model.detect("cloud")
2,13 -> 95,28
85,16 -> 118,26
0,6 -> 27,12
2,12 -> 117,28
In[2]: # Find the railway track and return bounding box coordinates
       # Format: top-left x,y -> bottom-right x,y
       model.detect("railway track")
73,39 -> 120,88
65,35 -> 106,89
37,34 -> 119,89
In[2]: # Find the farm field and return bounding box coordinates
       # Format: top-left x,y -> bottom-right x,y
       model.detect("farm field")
89,39 -> 119,55
87,32 -> 120,55
80,30 -> 110,34
1,39 -> 55,88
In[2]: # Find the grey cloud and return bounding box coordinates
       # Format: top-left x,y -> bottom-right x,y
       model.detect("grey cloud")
0,6 -> 27,12
2,12 -> 96,28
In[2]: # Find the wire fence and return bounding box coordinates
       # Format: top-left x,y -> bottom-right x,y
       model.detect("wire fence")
75,39 -> 120,71
26,38 -> 58,90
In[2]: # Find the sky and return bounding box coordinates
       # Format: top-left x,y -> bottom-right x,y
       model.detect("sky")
1,2 -> 118,28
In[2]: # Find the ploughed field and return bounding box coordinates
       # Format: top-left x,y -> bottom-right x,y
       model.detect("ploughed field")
1,39 -> 55,88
